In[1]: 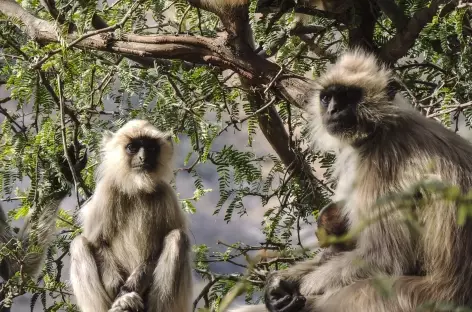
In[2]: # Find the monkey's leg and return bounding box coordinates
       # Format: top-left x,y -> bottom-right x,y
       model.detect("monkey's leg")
70,235 -> 113,312
147,228 -> 192,312
299,276 -> 462,312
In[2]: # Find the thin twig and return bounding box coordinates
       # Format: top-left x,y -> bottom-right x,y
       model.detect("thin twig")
192,277 -> 221,312
218,97 -> 278,135
57,74 -> 80,207
427,101 -> 472,118
178,5 -> 192,34
264,67 -> 284,94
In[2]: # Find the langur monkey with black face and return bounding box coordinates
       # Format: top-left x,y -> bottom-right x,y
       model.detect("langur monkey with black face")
230,49 -> 472,312
69,120 -> 192,312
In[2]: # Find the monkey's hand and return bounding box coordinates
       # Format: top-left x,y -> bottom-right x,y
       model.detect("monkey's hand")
108,292 -> 144,312
264,273 -> 306,312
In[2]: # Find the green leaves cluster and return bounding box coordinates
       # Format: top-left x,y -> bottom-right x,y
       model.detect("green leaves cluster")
0,0 -> 472,310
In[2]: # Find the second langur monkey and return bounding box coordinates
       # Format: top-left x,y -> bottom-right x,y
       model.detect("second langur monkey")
230,49 -> 472,312
69,120 -> 192,312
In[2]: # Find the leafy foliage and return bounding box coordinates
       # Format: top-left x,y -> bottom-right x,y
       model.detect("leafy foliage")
0,0 -> 471,311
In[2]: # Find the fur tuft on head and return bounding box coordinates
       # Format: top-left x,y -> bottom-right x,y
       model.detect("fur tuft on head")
97,119 -> 174,196
318,48 -> 392,103
308,48 -> 400,152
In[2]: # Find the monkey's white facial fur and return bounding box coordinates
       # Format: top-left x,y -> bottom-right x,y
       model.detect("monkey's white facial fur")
98,119 -> 174,195
309,48 -> 397,152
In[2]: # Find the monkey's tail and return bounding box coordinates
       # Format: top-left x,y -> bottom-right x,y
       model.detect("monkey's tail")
7,197 -> 63,278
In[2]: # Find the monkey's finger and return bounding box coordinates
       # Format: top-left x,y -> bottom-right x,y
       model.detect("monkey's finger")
108,292 -> 144,312
269,295 -> 293,310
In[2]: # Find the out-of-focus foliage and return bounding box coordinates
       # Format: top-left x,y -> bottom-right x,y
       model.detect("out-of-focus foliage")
0,0 -> 471,311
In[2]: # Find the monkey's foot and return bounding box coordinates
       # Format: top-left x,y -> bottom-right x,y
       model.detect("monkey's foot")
108,292 -> 144,312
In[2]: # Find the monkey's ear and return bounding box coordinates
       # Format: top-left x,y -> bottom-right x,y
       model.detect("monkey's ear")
101,130 -> 115,145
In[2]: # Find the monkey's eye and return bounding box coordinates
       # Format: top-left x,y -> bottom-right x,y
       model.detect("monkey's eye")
320,92 -> 332,107
126,143 -> 140,154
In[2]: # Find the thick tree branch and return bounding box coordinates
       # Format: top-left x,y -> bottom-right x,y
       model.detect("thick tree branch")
348,0 -> 380,51
0,0 -> 314,108
256,0 -> 348,23
75,0 -> 163,68
379,0 -> 446,64
247,91 -> 327,211
187,0 -> 251,46
376,0 -> 409,30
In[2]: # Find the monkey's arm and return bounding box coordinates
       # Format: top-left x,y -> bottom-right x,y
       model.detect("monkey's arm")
70,235 -> 113,312
264,201 -> 351,286
147,228 -> 193,311
264,215 -> 414,312
299,219 -> 413,295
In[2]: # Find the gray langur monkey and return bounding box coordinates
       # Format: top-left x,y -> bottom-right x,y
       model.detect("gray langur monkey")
70,119 -> 193,312
230,49 -> 472,312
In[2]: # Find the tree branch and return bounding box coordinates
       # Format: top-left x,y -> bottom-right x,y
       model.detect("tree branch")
379,0 -> 446,64
376,0 -> 409,30
247,90 -> 328,211
0,0 -> 314,108
32,1 -> 141,69
39,0 -> 76,32
348,0 -> 380,51
75,0 -> 166,68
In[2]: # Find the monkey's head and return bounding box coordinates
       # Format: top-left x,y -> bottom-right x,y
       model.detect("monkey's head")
98,119 -> 174,195
309,49 -> 398,151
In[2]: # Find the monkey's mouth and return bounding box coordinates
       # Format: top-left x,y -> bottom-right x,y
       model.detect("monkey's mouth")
324,118 -> 356,135
133,163 -> 156,172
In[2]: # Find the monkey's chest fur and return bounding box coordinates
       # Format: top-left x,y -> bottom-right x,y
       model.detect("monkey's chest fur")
89,187 -> 183,278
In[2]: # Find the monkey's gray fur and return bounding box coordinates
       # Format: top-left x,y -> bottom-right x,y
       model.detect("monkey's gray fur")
0,197 -> 63,312
230,49 -> 472,312
0,198 -> 62,280
69,119 -> 192,312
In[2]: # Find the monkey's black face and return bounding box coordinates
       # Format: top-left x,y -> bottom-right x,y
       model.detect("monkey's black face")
125,137 -> 161,172
319,84 -> 363,136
